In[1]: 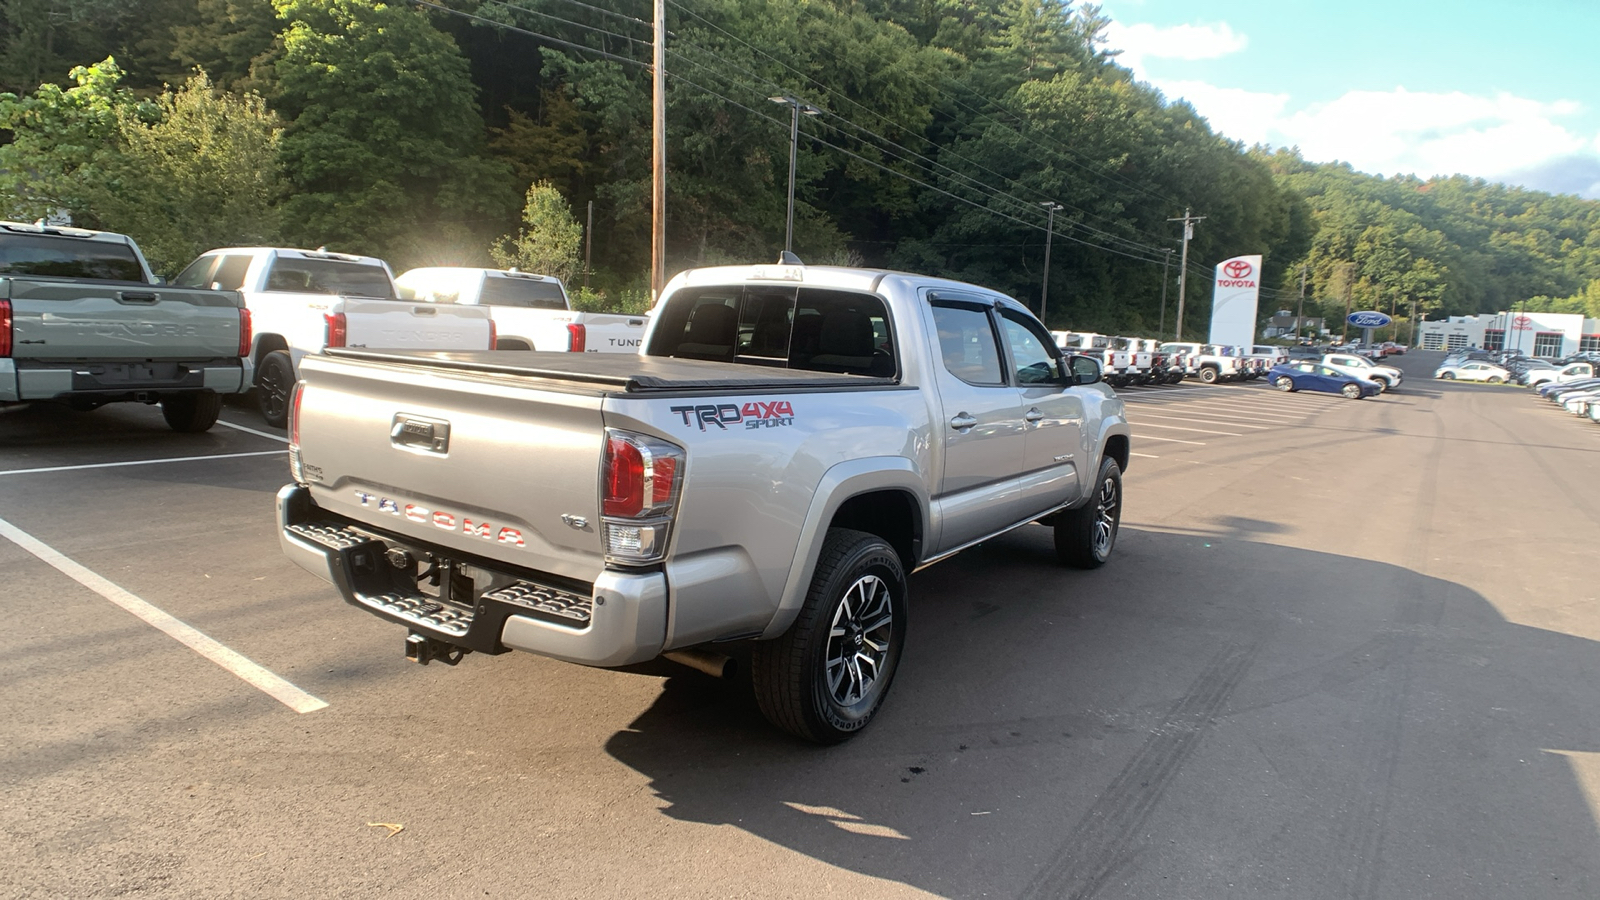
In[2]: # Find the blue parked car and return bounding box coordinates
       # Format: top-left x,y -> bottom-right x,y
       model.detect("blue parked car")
1268,362 -> 1381,399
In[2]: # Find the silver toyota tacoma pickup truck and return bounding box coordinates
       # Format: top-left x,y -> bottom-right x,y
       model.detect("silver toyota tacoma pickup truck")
278,263 -> 1131,742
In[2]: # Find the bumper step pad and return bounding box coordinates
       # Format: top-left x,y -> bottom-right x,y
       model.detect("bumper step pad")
484,582 -> 592,626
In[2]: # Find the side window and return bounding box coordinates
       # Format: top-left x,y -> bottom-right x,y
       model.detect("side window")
211,255 -> 252,291
930,303 -> 1004,386
173,256 -> 218,288
791,288 -> 895,377
999,310 -> 1063,385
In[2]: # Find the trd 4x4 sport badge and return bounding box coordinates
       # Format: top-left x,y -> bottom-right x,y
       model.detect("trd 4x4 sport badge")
671,400 -> 795,431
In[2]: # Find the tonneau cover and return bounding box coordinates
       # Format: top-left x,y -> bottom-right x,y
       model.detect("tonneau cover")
323,349 -> 898,392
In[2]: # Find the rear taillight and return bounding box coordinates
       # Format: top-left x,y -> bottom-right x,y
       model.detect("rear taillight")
287,381 -> 307,482
601,430 -> 684,565
0,299 -> 11,358
324,312 -> 347,348
567,322 -> 586,352
237,307 -> 252,359
488,318 -> 498,350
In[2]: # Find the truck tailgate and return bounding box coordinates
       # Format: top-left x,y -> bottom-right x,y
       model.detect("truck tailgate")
3,278 -> 241,359
341,297 -> 491,350
575,312 -> 649,353
294,352 -> 606,584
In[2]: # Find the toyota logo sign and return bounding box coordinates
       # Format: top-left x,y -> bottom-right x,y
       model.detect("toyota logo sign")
1223,260 -> 1253,279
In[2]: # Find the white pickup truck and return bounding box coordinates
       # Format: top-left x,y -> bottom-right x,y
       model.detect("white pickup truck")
1054,332 -> 1132,386
278,262 -> 1132,743
1159,342 -> 1243,383
1526,361 -> 1596,389
1322,352 -> 1403,391
174,248 -> 494,426
394,267 -> 649,354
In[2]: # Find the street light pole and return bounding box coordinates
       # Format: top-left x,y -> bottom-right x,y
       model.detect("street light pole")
769,96 -> 820,254
1039,201 -> 1062,322
1159,248 -> 1172,338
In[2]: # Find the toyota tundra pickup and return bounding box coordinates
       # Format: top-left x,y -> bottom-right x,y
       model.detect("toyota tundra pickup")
173,247 -> 494,427
394,267 -> 648,354
278,262 -> 1131,743
1,221 -> 249,431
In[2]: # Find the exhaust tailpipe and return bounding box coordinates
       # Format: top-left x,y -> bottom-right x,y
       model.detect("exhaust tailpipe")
663,648 -> 736,679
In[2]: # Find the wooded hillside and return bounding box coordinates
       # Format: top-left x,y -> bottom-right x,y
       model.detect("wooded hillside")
4,0 -> 1597,327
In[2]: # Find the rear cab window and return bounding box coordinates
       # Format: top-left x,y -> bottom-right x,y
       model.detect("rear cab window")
263,255 -> 394,299
480,275 -> 568,309
648,285 -> 897,378
0,231 -> 145,282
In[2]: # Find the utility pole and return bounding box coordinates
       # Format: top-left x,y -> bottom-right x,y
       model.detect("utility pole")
1340,268 -> 1354,344
1410,296 -> 1419,346
1389,288 -> 1398,343
1295,264 -> 1306,342
1158,248 -> 1173,338
650,0 -> 666,298
1039,201 -> 1063,322
1167,208 -> 1204,341
584,200 -> 593,290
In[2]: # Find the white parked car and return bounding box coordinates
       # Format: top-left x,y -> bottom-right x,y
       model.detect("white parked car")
1434,361 -> 1511,383
1323,353 -> 1404,391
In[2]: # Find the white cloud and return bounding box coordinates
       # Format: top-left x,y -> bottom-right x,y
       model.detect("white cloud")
1149,77 -> 1600,197
1104,21 -> 1248,78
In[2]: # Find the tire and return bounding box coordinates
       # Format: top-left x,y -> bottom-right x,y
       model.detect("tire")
1198,366 -> 1219,384
1441,372 -> 1456,380
1273,376 -> 1295,392
255,350 -> 295,428
161,391 -> 223,432
1487,376 -> 1503,384
1341,383 -> 1362,400
1055,456 -> 1122,569
751,528 -> 907,743
1372,377 -> 1391,392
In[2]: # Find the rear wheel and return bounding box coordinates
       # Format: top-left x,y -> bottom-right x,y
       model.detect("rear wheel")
1441,371 -> 1456,380
1487,375 -> 1504,384
1055,457 -> 1122,569
161,391 -> 223,433
1341,383 -> 1363,400
1198,366 -> 1219,384
752,529 -> 906,743
1273,375 -> 1295,392
256,350 -> 295,428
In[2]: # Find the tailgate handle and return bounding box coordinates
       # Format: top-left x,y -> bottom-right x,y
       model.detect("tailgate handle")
391,414 -> 451,454
118,290 -> 159,303
411,306 -> 437,315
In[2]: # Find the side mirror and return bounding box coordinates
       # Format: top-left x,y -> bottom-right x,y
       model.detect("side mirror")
1068,354 -> 1101,386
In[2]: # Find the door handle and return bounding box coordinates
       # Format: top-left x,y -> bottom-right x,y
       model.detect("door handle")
117,290 -> 158,303
1024,408 -> 1045,423
949,413 -> 977,431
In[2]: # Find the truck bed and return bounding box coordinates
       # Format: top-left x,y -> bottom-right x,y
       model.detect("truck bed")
324,349 -> 900,393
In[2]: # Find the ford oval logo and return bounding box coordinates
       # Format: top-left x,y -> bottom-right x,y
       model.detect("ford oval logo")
1347,311 -> 1392,328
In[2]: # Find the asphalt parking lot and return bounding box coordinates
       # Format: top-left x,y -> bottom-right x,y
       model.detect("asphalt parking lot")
5,351 -> 1600,899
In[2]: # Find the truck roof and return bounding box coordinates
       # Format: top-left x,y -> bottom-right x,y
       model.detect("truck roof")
674,263 -> 1014,305
325,349 -> 898,394
1,220 -> 134,245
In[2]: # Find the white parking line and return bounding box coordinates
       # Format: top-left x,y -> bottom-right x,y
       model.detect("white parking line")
1130,452 -> 1161,459
1125,404 -> 1304,423
1130,421 -> 1242,436
217,419 -> 289,443
1128,413 -> 1273,430
0,515 -> 328,714
1133,434 -> 1207,445
0,450 -> 283,477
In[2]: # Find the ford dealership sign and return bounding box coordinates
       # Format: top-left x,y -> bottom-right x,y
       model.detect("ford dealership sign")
1347,311 -> 1392,328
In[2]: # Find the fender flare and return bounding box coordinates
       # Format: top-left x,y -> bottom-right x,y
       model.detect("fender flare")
760,456 -> 931,640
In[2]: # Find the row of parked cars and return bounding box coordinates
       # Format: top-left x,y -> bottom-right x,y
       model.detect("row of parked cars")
1048,333 -> 1299,387
0,221 -> 641,431
1432,348 -> 1600,386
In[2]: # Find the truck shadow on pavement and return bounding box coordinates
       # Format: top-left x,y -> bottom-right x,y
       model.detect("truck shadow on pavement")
605,527 -> 1600,899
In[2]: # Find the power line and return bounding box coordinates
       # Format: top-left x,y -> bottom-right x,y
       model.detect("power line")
410,0 -> 648,68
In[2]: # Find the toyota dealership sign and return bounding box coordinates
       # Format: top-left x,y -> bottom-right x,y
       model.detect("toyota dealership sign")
1209,254 -> 1262,348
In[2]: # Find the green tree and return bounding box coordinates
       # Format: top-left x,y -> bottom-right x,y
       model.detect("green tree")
94,69 -> 284,274
491,180 -> 583,282
267,0 -> 513,261
0,57 -> 152,222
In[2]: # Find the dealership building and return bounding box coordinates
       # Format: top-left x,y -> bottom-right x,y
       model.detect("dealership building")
1417,311 -> 1600,355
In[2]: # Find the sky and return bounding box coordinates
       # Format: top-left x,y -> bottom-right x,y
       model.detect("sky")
1098,0 -> 1600,199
